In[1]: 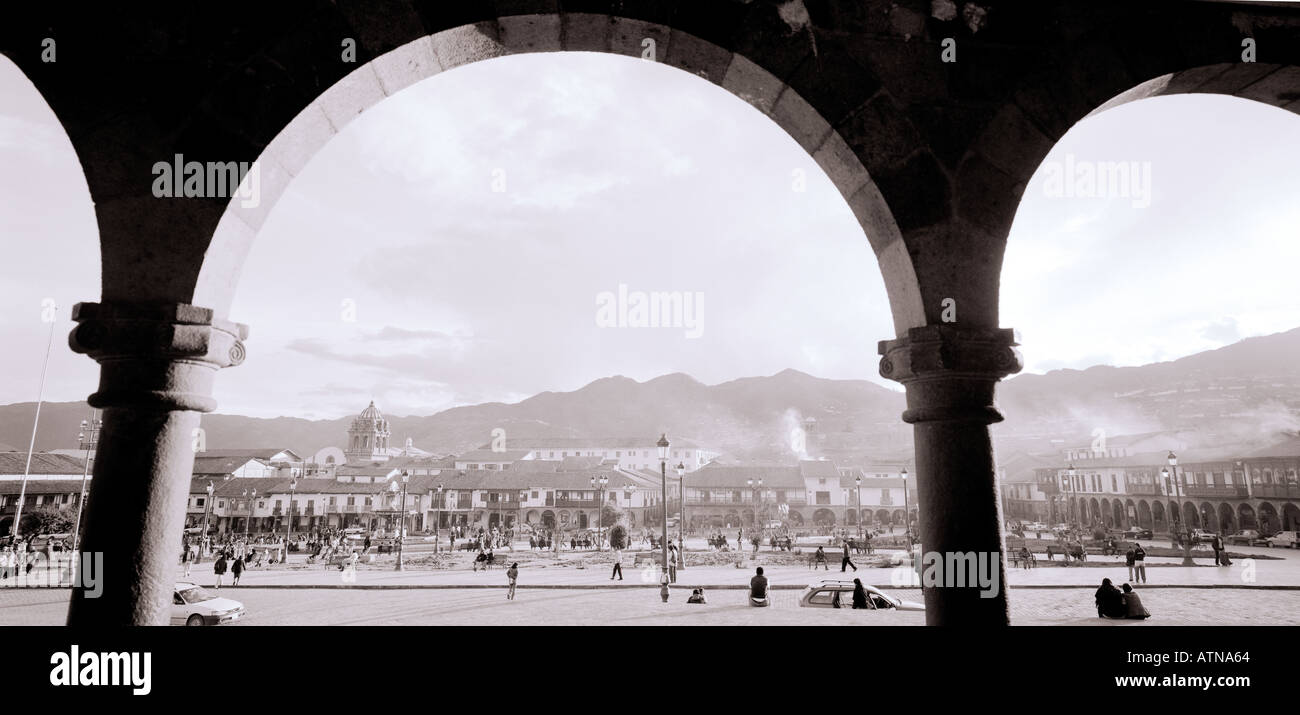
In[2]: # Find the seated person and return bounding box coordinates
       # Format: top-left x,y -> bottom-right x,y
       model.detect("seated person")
1094,578 -> 1126,618
1121,583 -> 1150,620
686,588 -> 707,604
749,567 -> 769,605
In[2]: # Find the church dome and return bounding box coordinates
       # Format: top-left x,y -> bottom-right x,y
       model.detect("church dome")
358,401 -> 382,420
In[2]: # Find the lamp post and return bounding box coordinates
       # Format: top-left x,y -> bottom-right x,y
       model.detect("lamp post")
242,488 -> 256,538
855,474 -> 863,539
747,478 -> 756,528
591,473 -> 608,551
1162,451 -> 1195,566
1066,464 -> 1079,535
435,484 -> 443,554
675,462 -> 686,568
202,481 -> 214,557
391,471 -> 410,571
283,478 -> 297,563
657,434 -> 670,579
72,412 -> 102,552
901,467 -> 910,544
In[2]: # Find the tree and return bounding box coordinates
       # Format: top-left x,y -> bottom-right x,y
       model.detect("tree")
21,506 -> 74,535
608,525 -> 627,550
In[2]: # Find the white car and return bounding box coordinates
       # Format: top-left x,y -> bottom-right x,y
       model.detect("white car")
172,582 -> 246,626
798,579 -> 925,611
1265,531 -> 1299,549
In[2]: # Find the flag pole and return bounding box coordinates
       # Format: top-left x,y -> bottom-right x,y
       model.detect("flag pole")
12,314 -> 58,539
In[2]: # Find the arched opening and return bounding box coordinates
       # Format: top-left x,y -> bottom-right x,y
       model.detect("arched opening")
1151,502 -> 1167,534
1218,503 -> 1237,535
1238,504 -> 1258,531
812,508 -> 835,527
1258,502 -> 1279,534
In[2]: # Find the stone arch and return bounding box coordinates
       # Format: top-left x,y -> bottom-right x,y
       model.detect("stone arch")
891,509 -> 906,525
200,15 -> 924,333
1089,498 -> 1101,526
1283,503 -> 1300,532
1135,500 -> 1150,530
1151,501 -> 1166,533
1112,500 -> 1125,529
845,508 -> 858,526
875,509 -> 890,525
1238,503 -> 1257,530
1217,503 -> 1237,534
1258,502 -> 1279,533
1199,502 -> 1217,533
1182,501 -> 1199,530
812,508 -> 835,526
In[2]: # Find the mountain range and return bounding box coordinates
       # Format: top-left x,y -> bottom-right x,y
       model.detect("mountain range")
2,327 -> 1298,463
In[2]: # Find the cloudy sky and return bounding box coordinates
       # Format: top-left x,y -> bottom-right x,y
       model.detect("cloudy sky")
1,51 -> 1298,419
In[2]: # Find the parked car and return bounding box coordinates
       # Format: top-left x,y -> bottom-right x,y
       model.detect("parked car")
1265,531 -> 1300,549
798,579 -> 925,611
171,582 -> 245,626
1226,529 -> 1269,546
1121,527 -> 1153,540
1026,522 -> 1048,531
1190,529 -> 1218,544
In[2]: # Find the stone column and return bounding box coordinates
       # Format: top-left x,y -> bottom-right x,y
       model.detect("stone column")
879,325 -> 1021,626
66,302 -> 246,626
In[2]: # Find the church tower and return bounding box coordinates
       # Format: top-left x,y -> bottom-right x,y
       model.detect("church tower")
345,401 -> 391,463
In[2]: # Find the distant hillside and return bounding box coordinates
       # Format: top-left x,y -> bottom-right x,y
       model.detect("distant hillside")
2,327 -> 1297,462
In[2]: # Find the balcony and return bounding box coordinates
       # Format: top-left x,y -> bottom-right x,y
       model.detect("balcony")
1183,485 -> 1249,498
554,499 -> 597,508
1124,484 -> 1162,496
1254,484 -> 1300,499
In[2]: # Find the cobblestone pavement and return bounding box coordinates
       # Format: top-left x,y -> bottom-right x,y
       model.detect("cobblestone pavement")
2,585 -> 1296,626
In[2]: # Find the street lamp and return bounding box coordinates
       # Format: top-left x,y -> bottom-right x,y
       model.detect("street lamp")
675,461 -> 686,568
855,474 -> 863,539
657,434 -> 670,579
1162,451 -> 1194,566
1066,464 -> 1079,534
758,478 -> 765,528
242,488 -> 257,538
72,412 -> 102,552
590,473 -> 608,551
747,478 -> 755,528
435,483 -> 443,554
284,478 -> 297,564
202,481 -> 214,557
901,467 -> 910,543
390,471 -> 410,571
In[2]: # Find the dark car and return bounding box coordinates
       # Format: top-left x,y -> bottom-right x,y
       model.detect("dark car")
1122,527 -> 1153,540
1226,529 -> 1269,546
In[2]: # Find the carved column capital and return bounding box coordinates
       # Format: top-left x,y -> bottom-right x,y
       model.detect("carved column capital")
878,325 -> 1022,425
69,302 -> 249,412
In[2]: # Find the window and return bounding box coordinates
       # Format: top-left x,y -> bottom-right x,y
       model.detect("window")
816,492 -> 831,505
615,451 -> 621,458
1110,475 -> 1117,492
275,499 -> 282,508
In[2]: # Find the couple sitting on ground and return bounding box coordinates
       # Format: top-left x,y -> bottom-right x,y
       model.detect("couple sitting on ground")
1094,578 -> 1150,620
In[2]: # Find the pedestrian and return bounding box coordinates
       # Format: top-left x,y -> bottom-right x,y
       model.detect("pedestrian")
610,548 -> 624,581
667,542 -> 677,583
840,539 -> 857,572
182,542 -> 192,578
1132,543 -> 1147,584
230,554 -> 244,586
1125,546 -> 1136,581
506,562 -> 518,600
214,553 -> 228,588
851,578 -> 869,609
1019,546 -> 1031,570
813,546 -> 828,570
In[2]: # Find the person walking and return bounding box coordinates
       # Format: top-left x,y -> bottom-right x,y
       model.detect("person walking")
1125,546 -> 1136,581
230,554 -> 244,586
840,539 -> 857,572
667,541 -> 678,583
610,548 -> 624,581
214,553 -> 228,589
182,541 -> 193,578
1132,543 -> 1147,584
506,562 -> 518,600
851,578 -> 869,609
